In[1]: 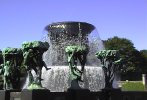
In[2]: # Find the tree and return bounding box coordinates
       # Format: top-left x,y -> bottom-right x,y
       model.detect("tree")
140,50 -> 147,73
0,50 -> 3,64
103,36 -> 135,51
140,50 -> 147,59
103,36 -> 146,73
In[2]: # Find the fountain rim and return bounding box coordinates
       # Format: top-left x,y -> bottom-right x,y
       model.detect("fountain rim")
45,21 -> 95,31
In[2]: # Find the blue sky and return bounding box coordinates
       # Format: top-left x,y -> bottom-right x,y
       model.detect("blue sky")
0,0 -> 146,50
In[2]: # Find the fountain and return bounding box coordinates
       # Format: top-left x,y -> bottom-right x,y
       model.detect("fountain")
44,21 -> 104,66
39,21 -> 105,91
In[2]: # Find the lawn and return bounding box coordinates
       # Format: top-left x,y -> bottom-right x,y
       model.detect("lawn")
121,81 -> 146,91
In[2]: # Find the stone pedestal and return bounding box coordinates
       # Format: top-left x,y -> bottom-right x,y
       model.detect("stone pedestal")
67,89 -> 91,100
21,89 -> 50,100
10,92 -> 21,100
101,88 -> 122,100
0,90 -> 21,100
0,90 -> 6,100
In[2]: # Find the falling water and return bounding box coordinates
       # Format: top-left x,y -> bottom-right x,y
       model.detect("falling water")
41,66 -> 105,92
42,22 -> 105,91
43,22 -> 105,66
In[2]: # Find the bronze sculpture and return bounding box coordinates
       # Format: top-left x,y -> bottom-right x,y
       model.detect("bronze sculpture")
0,48 -> 23,90
65,45 -> 88,89
22,41 -> 50,89
96,50 -> 122,88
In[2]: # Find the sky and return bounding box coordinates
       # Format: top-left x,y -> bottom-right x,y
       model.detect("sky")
0,0 -> 146,50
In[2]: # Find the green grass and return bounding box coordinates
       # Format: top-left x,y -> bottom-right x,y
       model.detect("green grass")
122,81 -> 145,91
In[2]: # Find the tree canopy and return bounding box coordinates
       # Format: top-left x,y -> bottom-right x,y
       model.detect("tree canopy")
103,36 -> 147,73
140,50 -> 147,59
0,50 -> 3,65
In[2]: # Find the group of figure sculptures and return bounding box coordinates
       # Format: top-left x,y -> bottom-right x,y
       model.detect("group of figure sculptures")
0,41 -> 49,90
0,48 -> 23,90
0,40 -> 122,90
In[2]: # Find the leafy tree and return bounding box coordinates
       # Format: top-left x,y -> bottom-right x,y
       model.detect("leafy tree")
103,36 -> 135,50
140,50 -> 147,73
140,50 -> 147,59
0,50 -> 3,64
103,36 -> 146,73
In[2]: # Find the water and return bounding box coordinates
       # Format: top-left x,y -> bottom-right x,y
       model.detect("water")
23,66 -> 105,92
44,22 -> 105,66
42,22 -> 105,91
43,31 -> 104,66
42,66 -> 105,92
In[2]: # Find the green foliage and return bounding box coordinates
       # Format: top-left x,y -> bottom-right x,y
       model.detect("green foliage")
103,36 -> 147,73
104,36 -> 135,50
139,50 -> 147,73
122,81 -> 145,91
140,50 -> 147,58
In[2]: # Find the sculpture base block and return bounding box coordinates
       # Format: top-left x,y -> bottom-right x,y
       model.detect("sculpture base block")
0,90 -> 6,100
0,90 -> 21,100
67,89 -> 91,100
21,89 -> 50,100
101,88 -> 122,100
1,89 -> 147,100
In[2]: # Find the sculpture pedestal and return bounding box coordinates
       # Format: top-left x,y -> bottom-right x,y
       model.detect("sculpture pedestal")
67,89 -> 91,100
21,89 -> 50,100
0,90 -> 7,100
0,90 -> 21,100
101,88 -> 122,100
